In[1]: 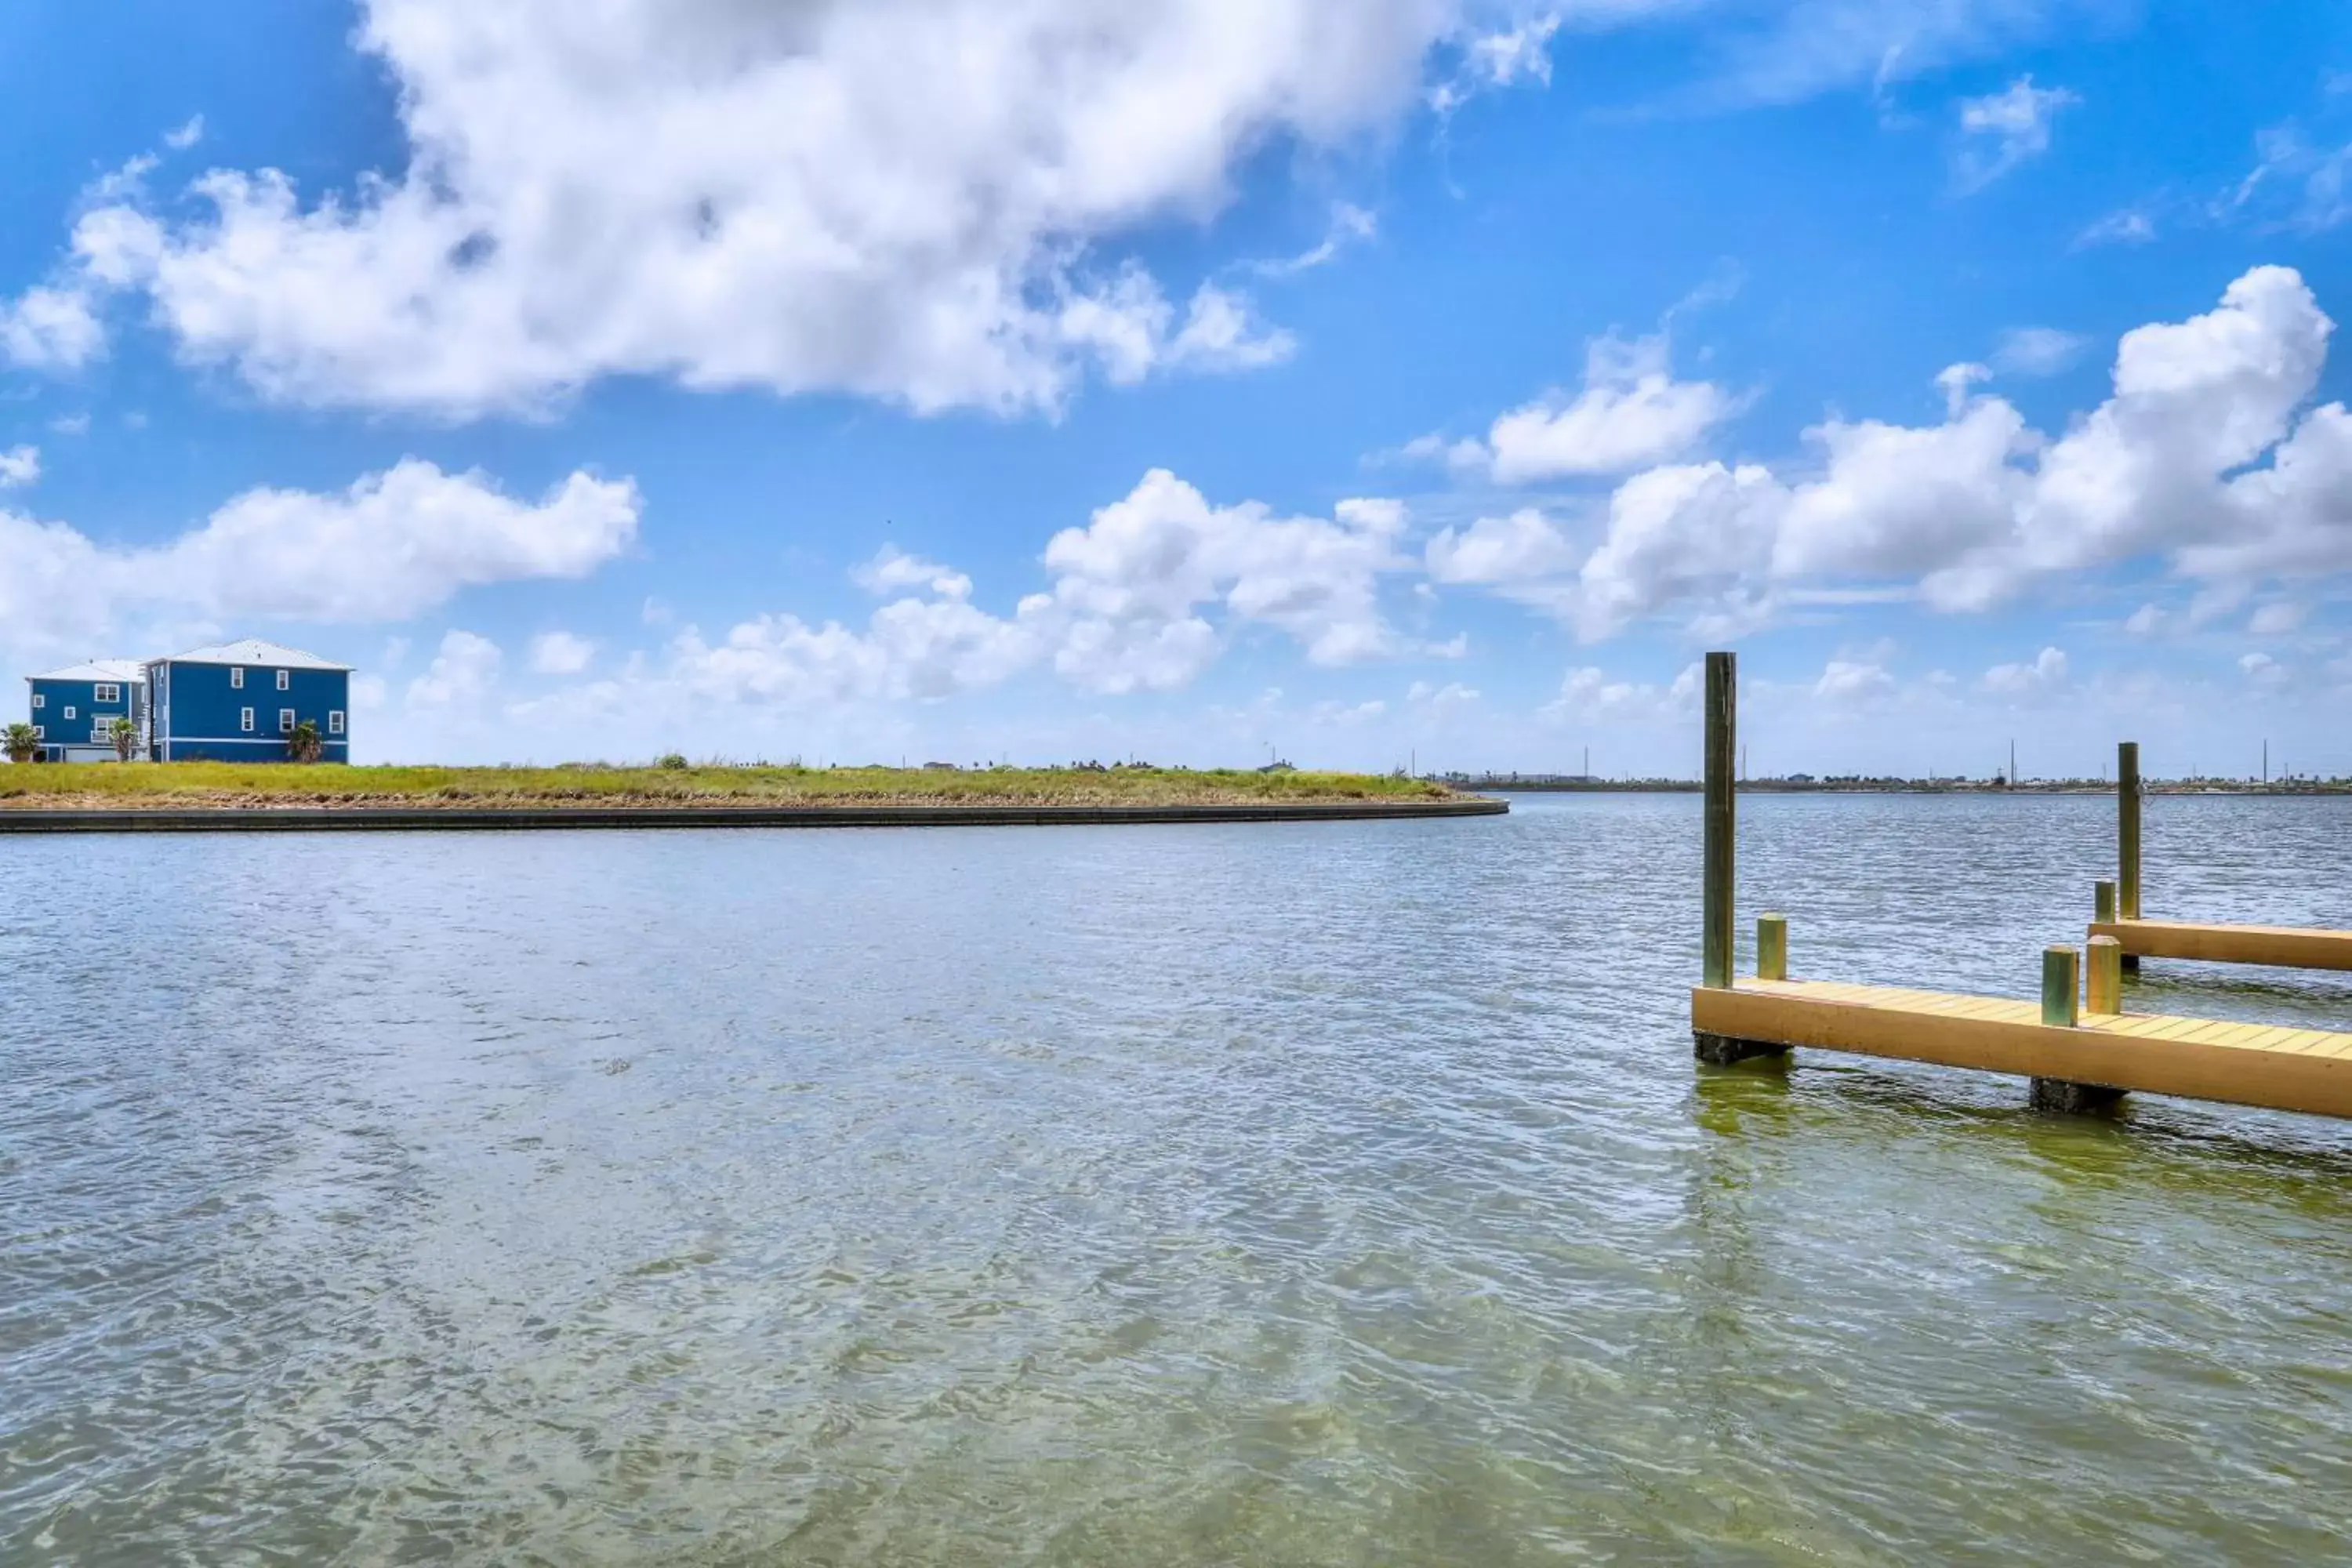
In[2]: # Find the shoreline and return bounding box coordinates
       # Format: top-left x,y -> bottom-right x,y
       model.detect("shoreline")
0,798 -> 1508,833
1469,782 -> 2352,797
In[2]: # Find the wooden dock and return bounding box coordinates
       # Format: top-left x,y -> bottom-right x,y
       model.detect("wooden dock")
1694,977 -> 2352,1120
2086,740 -> 2352,975
2087,917 -> 2352,972
1687,652 -> 2352,1121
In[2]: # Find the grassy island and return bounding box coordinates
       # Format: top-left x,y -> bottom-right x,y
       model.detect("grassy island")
0,760 -> 1467,812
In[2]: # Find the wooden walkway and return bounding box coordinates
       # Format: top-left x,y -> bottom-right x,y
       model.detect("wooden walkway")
2088,918 -> 2352,972
1692,977 -> 2352,1120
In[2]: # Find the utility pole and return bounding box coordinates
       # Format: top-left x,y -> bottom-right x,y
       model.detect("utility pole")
2010,738 -> 2016,788
2263,739 -> 2269,785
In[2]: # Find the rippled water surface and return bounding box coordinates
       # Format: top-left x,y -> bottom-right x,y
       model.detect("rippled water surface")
9,794 -> 2352,1564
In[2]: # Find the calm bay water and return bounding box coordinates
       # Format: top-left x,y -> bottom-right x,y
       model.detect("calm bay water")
7,793 -> 2352,1563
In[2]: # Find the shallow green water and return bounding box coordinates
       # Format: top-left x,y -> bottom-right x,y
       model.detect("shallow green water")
6,794 -> 2352,1563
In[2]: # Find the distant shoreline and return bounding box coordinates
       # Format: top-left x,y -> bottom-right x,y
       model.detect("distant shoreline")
1465,780 -> 2351,796
0,798 -> 1508,834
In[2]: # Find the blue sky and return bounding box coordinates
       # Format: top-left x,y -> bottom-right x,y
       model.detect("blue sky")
3,0 -> 2349,776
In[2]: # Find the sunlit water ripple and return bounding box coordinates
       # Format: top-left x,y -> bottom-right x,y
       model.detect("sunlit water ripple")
6,793 -> 2352,1563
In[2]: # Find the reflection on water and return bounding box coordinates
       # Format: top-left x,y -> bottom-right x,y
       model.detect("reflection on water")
5,793 -> 2352,1563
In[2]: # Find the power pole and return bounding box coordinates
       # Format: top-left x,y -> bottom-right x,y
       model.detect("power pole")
2009,738 -> 2016,787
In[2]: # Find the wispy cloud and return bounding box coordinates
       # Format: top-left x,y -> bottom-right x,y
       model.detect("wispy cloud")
1245,204 -> 1379,280
1991,326 -> 2090,376
1952,75 -> 2079,194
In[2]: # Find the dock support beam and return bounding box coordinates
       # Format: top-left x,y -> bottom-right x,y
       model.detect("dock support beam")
2030,944 -> 2124,1114
2118,741 -> 2143,972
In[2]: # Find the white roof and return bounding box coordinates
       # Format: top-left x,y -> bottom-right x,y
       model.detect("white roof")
29,659 -> 149,684
154,638 -> 351,671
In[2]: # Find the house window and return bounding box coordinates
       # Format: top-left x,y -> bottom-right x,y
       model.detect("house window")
328,710 -> 345,735
241,707 -> 255,732
62,706 -> 74,720
276,670 -> 290,691
279,709 -> 296,734
93,683 -> 119,703
230,667 -> 245,689
30,726 -> 42,740
92,728 -> 111,746
29,694 -> 41,710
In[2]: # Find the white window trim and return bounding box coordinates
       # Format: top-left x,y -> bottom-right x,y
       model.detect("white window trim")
279,709 -> 296,734
31,725 -> 42,740
62,705 -> 75,720
30,693 -> 43,710
328,710 -> 345,735
240,707 -> 255,732
276,670 -> 289,691
93,683 -> 119,703
230,667 -> 245,689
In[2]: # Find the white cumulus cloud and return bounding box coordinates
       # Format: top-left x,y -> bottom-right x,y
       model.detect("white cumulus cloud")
1,285 -> 105,370
528,630 -> 597,675
1981,646 -> 2068,698
408,630 -> 503,708
1505,266 -> 2352,638
15,0 -> 1559,416
0,460 -> 639,665
0,445 -> 38,488
1030,469 -> 1413,688
1454,332 -> 1737,484
1424,507 -> 1580,586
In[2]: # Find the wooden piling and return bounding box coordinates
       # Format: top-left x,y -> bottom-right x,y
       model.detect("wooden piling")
2118,741 -> 2142,921
1692,652 -> 1786,1066
1756,913 -> 1788,982
2094,879 -> 2115,924
1701,651 -> 1736,990
2040,946 -> 2080,1028
2085,935 -> 2122,1015
2028,944 -> 2122,1111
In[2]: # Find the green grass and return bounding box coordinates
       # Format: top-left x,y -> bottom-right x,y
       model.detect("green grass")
0,761 -> 1461,808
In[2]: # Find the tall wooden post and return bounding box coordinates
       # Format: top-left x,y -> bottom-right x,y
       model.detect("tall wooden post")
2118,741 -> 2142,921
1702,652 -> 1736,989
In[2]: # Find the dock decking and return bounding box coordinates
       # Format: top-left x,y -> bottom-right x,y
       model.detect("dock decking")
1693,978 -> 2352,1120
2088,918 -> 2352,973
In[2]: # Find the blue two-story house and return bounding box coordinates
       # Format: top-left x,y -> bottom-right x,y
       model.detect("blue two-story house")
24,660 -> 149,762
147,640 -> 353,763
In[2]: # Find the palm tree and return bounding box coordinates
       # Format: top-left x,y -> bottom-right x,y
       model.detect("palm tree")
110,716 -> 137,762
287,720 -> 324,764
4,723 -> 39,764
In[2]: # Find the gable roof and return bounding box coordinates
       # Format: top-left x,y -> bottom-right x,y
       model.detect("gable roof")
153,639 -> 352,672
28,659 -> 149,684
